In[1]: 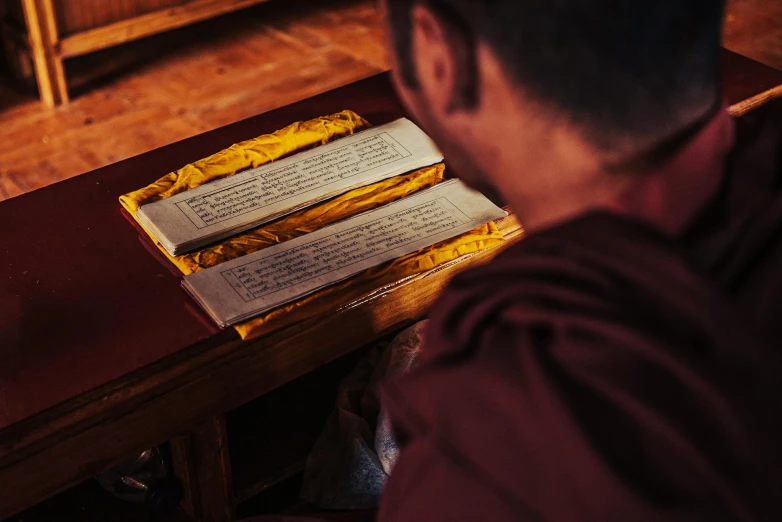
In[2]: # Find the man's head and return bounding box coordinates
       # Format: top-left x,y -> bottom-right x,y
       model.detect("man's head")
379,0 -> 726,207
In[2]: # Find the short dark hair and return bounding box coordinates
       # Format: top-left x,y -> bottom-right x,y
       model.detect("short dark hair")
386,0 -> 726,148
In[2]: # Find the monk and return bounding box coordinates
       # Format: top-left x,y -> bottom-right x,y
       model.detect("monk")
250,0 -> 782,520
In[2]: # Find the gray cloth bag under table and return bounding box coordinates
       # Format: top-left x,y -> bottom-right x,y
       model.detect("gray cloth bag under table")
299,321 -> 427,510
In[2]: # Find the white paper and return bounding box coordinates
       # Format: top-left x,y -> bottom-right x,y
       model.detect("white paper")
137,118 -> 442,256
183,180 -> 507,327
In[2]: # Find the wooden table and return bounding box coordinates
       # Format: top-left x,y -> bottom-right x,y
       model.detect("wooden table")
1,52 -> 781,521
0,71 -> 521,521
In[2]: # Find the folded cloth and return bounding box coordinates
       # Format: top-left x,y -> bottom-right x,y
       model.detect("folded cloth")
120,111 -> 504,339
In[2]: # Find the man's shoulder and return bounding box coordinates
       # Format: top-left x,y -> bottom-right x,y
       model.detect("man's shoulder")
426,212 -> 700,359
382,211 -> 781,520
689,98 -> 782,336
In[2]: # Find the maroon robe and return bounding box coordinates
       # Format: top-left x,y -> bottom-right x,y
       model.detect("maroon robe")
377,100 -> 782,522
245,102 -> 782,522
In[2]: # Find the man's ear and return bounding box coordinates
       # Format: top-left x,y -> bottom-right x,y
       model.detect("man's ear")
409,2 -> 477,113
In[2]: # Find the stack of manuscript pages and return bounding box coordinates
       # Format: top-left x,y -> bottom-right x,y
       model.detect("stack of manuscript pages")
183,179 -> 506,326
135,117 -> 506,327
137,119 -> 444,256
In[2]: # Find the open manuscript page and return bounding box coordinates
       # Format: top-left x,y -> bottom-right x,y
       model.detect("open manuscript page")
183,180 -> 507,326
137,118 -> 443,255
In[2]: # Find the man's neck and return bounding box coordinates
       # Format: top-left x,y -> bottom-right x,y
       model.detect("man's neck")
483,120 -> 634,233
485,105 -> 734,235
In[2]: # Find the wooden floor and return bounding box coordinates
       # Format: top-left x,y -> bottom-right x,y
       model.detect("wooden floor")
0,0 -> 388,201
0,0 -> 780,202
724,0 -> 782,71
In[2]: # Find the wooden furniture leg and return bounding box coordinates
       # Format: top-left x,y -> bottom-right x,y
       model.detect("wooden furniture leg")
171,415 -> 236,522
21,0 -> 68,107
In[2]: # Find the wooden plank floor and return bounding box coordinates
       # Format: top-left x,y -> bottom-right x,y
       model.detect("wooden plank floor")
0,0 -> 780,202
0,0 -> 389,201
724,0 -> 782,71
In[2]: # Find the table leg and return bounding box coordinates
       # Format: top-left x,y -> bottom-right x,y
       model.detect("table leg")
171,414 -> 235,522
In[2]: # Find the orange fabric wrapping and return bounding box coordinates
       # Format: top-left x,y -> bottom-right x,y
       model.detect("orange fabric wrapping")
119,110 -> 504,339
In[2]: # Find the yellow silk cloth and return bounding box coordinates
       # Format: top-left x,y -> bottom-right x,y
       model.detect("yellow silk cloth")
120,110 -> 504,340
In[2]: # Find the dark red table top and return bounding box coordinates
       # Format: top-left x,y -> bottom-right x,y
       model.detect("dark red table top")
1,52 -> 781,429
722,49 -> 782,105
0,73 -> 406,428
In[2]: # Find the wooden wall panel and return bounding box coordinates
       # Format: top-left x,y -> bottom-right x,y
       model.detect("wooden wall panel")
52,0 -> 190,36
